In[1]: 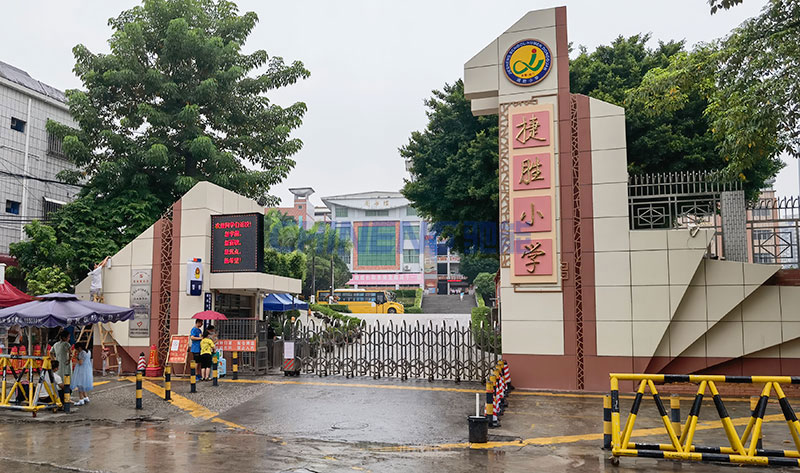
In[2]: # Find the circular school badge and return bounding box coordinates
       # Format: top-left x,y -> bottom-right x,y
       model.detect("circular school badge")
503,39 -> 552,86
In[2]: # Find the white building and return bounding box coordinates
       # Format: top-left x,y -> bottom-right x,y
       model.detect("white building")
0,61 -> 81,255
322,191 -> 433,290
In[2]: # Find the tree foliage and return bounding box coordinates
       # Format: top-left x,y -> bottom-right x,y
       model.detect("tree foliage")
460,253 -> 499,284
51,0 -> 310,206
473,272 -> 495,304
401,80 -> 498,254
25,267 -> 73,296
709,0 -> 744,14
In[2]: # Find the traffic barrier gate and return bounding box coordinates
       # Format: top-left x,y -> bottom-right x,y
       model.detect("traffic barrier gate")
0,354 -> 64,414
608,373 -> 800,467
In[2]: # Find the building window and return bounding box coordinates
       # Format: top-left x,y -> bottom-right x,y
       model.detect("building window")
338,249 -> 351,264
42,197 -> 64,221
10,117 -> 25,133
365,209 -> 389,217
47,131 -> 66,158
5,200 -> 20,215
403,224 -> 420,241
336,206 -> 348,218
357,225 -> 396,266
403,249 -> 420,264
406,206 -> 418,216
753,253 -> 774,264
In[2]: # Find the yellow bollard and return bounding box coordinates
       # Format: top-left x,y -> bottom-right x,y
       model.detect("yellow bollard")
670,394 -> 681,438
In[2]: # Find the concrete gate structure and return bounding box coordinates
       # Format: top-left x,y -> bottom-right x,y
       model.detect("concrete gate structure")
464,7 -> 800,391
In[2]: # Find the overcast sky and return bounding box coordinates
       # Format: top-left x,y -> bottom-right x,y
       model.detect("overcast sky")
3,0 -> 792,208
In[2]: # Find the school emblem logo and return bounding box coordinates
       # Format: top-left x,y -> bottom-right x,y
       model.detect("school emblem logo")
503,39 -> 552,86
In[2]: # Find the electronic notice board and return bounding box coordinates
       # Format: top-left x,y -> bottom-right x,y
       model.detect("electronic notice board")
210,213 -> 264,273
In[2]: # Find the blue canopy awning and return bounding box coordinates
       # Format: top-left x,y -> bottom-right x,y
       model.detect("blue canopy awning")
263,293 -> 308,312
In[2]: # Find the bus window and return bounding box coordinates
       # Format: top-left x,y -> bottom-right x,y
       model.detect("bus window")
376,292 -> 386,304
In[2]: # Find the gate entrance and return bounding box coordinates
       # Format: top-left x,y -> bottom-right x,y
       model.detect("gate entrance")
283,318 -> 500,382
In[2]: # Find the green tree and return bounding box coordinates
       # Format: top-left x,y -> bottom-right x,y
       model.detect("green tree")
401,80 -> 498,254
51,0 -> 310,207
460,253 -> 499,284
709,0 -> 744,14
25,267 -> 73,296
302,254 -> 351,298
473,272 -> 495,304
8,221 -> 74,282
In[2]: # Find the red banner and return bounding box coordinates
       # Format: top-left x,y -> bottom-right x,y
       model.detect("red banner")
217,339 -> 257,352
166,335 -> 189,364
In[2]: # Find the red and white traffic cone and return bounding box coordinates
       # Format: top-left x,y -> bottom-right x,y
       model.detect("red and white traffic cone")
137,352 -> 146,375
503,360 -> 513,392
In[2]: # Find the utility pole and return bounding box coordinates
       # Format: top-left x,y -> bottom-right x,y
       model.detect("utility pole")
311,250 -> 316,303
330,253 -> 334,297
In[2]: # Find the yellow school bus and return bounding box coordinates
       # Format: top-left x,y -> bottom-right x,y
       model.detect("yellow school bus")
317,289 -> 405,314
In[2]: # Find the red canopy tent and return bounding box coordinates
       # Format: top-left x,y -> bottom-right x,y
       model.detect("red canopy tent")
0,281 -> 32,308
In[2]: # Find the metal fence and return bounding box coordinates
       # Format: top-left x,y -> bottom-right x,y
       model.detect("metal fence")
628,172 -> 800,267
281,319 -> 500,382
216,319 -> 276,374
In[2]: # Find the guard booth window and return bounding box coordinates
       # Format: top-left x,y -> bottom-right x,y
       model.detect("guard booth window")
215,293 -> 252,319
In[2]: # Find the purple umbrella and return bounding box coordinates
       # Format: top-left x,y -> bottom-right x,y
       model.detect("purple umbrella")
0,293 -> 135,328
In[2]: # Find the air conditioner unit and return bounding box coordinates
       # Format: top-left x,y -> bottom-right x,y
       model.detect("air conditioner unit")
403,265 -> 411,271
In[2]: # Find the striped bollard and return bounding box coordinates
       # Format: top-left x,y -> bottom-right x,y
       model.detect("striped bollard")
603,394 -> 612,450
64,374 -> 71,413
232,351 -> 238,380
485,377 -> 495,427
164,366 -> 171,401
670,394 -> 681,438
212,354 -> 218,387
135,372 -> 143,409
751,396 -> 764,449
190,361 -> 197,393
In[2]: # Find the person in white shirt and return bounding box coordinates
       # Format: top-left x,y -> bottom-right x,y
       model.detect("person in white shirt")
88,256 -> 110,302
39,360 -> 64,404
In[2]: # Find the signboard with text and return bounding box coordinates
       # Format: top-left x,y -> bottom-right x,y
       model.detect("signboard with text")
129,269 -> 151,338
508,102 -> 558,285
210,213 -> 264,273
217,339 -> 257,352
166,335 -> 189,364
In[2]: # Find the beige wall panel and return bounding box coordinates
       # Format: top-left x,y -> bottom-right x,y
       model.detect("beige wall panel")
706,321 -> 744,358
181,184 -> 209,211
504,8 -> 556,33
209,272 -> 234,288
223,190 -> 240,213
667,228 -> 714,251
589,114 -> 626,151
205,182 -> 224,213
630,231 -> 668,252
590,148 -> 628,185
667,250 -> 705,286
592,183 -> 628,218
743,263 -> 780,285
180,236 -> 208,263
632,286 -> 670,321
595,286 -> 632,321
782,321 -> 800,343
689,261 -> 706,286
632,320 -> 670,357
464,38 -> 498,70
680,336 -> 706,358
501,288 -> 564,321
106,320 -> 130,348
704,260 -> 744,286
669,321 -> 707,357
181,208 -> 211,238
654,335 -> 670,357
593,217 -> 630,252
588,97 -> 625,118
780,287 -> 800,322
502,320 -> 564,355
139,225 -> 154,240
464,66 -> 498,100
596,321 -> 633,356
743,321 -> 782,355
671,285 -> 707,321
778,338 -> 800,358
707,286 -> 745,323
112,242 -> 133,268
471,96 -> 500,116
131,237 -> 154,266
594,251 -> 631,286
742,286 -> 781,322
103,267 -> 131,294
630,250 -> 668,286
745,344 -> 780,359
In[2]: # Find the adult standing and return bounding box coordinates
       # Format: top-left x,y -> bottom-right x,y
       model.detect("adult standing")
88,256 -> 110,303
49,331 -> 72,381
189,319 -> 203,368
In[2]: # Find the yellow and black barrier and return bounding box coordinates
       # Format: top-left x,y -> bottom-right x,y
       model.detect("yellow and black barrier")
232,351 -> 238,380
608,373 -> 800,467
135,372 -> 143,409
164,366 -> 172,401
0,354 -> 64,414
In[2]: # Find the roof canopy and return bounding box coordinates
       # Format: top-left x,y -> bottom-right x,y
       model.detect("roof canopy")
0,282 -> 33,308
263,293 -> 308,312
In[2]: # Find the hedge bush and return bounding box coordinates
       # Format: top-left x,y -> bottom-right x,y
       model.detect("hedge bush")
310,303 -> 362,329
328,304 -> 351,313
393,289 -> 418,298
404,307 -> 423,314
471,306 -> 500,354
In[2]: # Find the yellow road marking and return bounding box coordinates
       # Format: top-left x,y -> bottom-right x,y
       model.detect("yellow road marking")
123,377 -> 248,431
92,381 -> 110,387
376,413 -> 791,451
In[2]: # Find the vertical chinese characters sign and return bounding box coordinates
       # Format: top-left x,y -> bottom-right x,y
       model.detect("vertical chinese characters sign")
211,213 -> 265,273
508,103 -> 558,284
129,269 -> 151,338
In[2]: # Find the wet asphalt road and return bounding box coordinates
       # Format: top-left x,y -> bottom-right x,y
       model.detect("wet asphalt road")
2,375 -> 800,472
